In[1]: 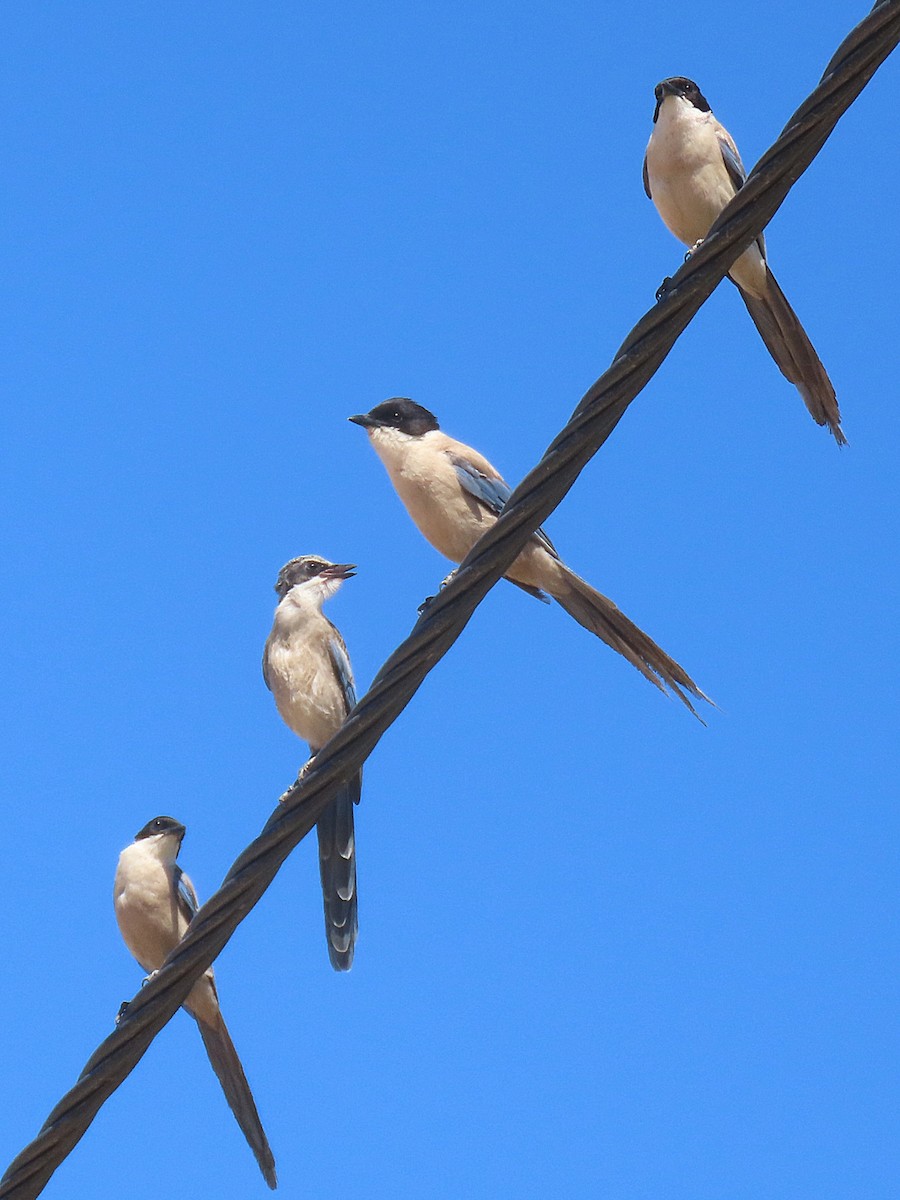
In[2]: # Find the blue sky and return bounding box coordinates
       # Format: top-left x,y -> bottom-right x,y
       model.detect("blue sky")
1,3 -> 898,1198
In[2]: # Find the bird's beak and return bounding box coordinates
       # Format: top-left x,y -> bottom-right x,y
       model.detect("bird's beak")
653,78 -> 680,121
321,563 -> 357,580
349,413 -> 376,428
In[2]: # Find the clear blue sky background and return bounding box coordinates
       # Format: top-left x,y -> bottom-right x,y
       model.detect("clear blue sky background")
1,3 -> 897,1198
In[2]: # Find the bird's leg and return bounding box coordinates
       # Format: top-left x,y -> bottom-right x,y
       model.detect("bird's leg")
418,568 -> 459,615
278,758 -> 314,803
658,237 -> 706,300
116,967 -> 160,1023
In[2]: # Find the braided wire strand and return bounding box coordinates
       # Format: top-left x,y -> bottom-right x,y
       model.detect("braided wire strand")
2,4 -> 897,1196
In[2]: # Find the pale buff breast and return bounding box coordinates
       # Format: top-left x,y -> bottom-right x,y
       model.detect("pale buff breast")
266,634 -> 347,749
648,102 -> 768,296
114,847 -> 183,972
370,429 -> 497,563
647,106 -> 736,246
114,844 -> 219,1022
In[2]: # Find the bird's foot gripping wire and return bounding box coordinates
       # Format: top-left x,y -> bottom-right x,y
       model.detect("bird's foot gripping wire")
115,969 -> 160,1024
657,237 -> 706,300
417,568 -> 459,615
115,967 -> 160,1025
279,758 -> 313,803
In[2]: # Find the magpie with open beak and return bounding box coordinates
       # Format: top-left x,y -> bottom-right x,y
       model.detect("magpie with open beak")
263,556 -> 360,970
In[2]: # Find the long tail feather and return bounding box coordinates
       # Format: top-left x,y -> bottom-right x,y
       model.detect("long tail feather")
316,779 -> 359,971
550,565 -> 711,719
197,1012 -> 277,1189
737,269 -> 846,445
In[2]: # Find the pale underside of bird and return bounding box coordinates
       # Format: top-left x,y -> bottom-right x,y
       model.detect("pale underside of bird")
644,75 -> 845,445
263,555 -> 360,971
114,816 -> 277,1189
350,399 -> 711,719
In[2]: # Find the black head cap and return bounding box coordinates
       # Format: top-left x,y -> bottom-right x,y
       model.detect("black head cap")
653,77 -> 711,122
274,556 -> 356,598
348,398 -> 440,437
135,815 -> 186,841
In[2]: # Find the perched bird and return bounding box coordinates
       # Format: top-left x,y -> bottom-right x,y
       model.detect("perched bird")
349,399 -> 708,715
643,76 -> 845,444
114,816 -> 277,1190
263,556 -> 360,971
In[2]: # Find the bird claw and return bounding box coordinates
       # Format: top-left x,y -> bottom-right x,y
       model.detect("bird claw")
658,237 -> 706,300
418,570 -> 458,615
279,760 -> 313,803
116,969 -> 160,1024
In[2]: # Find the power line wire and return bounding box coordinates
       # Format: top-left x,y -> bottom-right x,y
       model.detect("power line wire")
2,3 -> 897,1195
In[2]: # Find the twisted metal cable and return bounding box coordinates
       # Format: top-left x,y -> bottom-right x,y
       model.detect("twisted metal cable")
3,4 -> 897,1196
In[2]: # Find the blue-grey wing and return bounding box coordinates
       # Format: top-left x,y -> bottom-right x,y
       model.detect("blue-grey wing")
326,629 -> 361,805
452,456 -> 511,514
328,630 -> 357,713
718,134 -> 747,192
717,133 -> 766,255
174,865 -> 200,925
451,456 -> 558,558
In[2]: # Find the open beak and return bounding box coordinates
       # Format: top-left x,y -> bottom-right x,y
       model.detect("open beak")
320,562 -> 357,580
